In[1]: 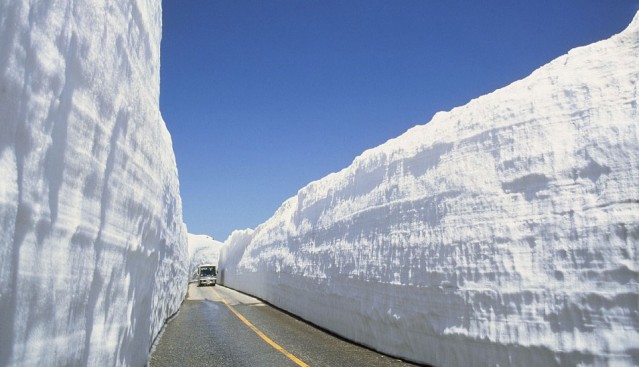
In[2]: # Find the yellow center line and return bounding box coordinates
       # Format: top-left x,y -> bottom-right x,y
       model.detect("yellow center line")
211,287 -> 311,367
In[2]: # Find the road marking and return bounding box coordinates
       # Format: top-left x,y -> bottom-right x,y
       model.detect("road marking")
211,287 -> 311,367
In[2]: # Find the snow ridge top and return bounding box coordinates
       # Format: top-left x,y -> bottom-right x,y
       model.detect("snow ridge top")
274,10 -> 639,215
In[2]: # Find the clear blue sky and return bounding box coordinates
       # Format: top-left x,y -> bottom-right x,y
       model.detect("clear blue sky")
160,1 -> 637,241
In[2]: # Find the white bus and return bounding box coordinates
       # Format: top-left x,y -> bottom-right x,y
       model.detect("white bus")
197,264 -> 217,287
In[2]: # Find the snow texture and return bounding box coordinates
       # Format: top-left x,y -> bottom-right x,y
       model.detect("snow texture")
187,233 -> 224,277
0,1 -> 188,366
220,13 -> 639,367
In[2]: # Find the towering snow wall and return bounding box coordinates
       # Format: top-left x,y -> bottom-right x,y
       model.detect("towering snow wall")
220,13 -> 639,367
0,1 -> 188,366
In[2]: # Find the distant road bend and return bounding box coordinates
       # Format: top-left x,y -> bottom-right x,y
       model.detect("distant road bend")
149,283 -> 422,367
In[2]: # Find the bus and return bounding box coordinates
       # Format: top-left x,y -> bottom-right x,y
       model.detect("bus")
197,264 -> 217,287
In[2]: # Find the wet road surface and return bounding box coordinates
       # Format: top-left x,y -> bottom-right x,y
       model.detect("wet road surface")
148,283 -> 422,367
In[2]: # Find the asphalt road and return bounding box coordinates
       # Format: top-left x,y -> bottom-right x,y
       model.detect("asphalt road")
148,283 -> 422,367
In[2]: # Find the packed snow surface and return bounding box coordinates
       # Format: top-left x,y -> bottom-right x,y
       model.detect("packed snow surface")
187,234 -> 224,277
0,1 -> 188,366
220,13 -> 639,367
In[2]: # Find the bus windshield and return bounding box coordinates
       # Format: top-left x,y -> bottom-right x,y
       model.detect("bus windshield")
199,266 -> 216,277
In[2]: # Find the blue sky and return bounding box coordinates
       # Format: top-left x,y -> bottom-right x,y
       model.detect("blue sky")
160,1 -> 637,240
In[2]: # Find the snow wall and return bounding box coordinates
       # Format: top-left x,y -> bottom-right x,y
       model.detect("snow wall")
187,234 -> 224,278
0,1 -> 188,366
220,13 -> 639,367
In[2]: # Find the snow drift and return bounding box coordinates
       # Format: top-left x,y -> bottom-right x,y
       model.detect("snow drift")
220,13 -> 639,367
0,1 -> 188,366
187,234 -> 224,277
